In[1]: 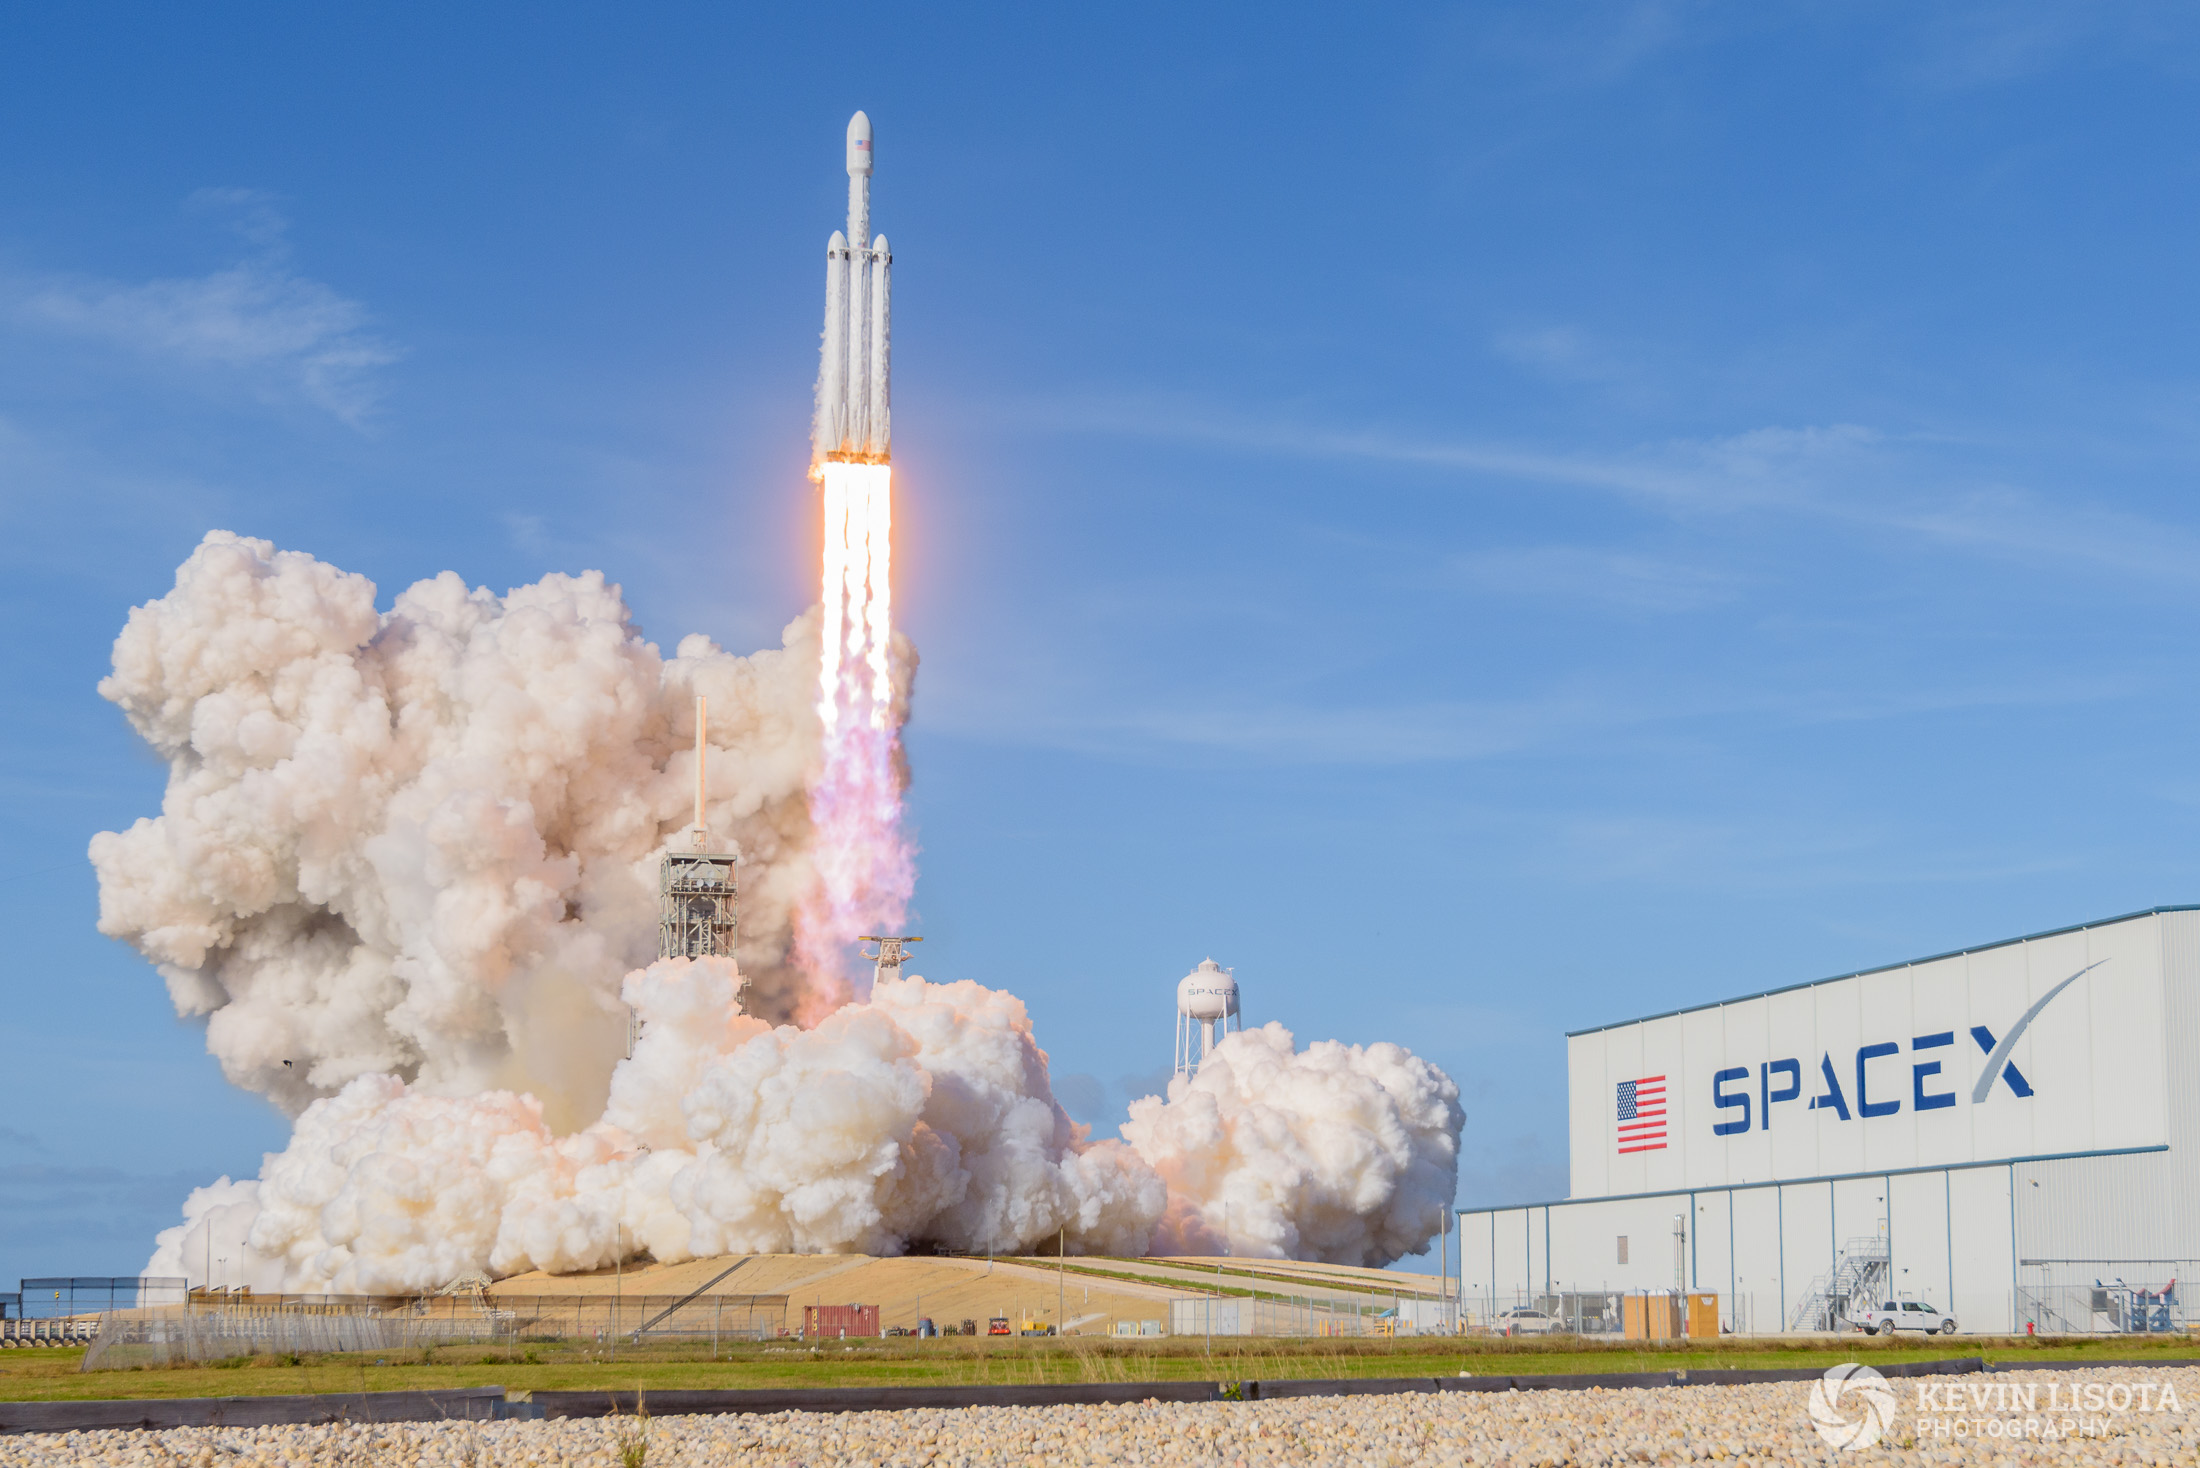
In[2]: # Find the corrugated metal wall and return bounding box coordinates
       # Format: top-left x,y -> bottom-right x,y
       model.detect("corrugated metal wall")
2158,912 -> 2200,1260
1946,1166 -> 2015,1330
1731,1186 -> 1783,1329
2013,1151 -> 2176,1264
1465,1158 -> 2034,1333
1886,1169 -> 1952,1313
1569,911 -> 2177,1199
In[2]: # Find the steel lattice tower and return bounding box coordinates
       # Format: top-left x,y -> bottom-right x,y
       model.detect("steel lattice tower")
629,695 -> 742,1058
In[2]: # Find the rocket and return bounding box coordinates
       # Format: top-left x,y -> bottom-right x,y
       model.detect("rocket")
814,111 -> 890,466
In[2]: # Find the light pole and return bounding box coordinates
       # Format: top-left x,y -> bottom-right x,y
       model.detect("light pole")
1439,1207 -> 1451,1332
1209,1210 -> 1220,1353
1207,1204 -> 1233,1351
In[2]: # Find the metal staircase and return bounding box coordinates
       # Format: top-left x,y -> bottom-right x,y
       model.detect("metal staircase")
1786,1235 -> 1891,1331
2014,1287 -> 2092,1335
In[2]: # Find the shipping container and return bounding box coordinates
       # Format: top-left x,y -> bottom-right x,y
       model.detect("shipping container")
801,1304 -> 879,1338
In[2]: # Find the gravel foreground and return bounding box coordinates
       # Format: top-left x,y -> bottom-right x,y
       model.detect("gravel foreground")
6,1366 -> 2200,1465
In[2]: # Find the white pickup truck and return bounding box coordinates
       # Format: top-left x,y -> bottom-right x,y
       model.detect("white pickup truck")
1849,1299 -> 1959,1335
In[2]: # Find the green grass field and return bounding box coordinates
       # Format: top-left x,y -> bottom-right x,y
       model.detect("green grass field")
3,1332 -> 2196,1403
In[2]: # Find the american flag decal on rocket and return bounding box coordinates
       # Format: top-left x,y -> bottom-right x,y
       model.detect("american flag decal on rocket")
1617,1075 -> 1667,1154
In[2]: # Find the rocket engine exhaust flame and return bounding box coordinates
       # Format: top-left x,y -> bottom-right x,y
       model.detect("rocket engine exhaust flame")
798,459 -> 913,997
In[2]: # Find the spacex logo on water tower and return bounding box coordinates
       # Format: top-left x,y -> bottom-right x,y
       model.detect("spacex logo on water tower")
1174,959 -> 1242,1079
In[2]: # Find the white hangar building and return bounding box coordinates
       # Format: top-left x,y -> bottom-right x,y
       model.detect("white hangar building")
1459,906 -> 2200,1334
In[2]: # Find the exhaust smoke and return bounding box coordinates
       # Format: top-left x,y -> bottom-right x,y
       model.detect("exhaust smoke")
113,534 -> 1458,1289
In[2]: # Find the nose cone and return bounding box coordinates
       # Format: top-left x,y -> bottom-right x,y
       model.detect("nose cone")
846,111 -> 873,176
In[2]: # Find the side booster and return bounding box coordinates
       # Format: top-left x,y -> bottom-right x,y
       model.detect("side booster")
815,110 -> 890,465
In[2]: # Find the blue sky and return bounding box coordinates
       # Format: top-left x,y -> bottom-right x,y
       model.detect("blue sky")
6,2 -> 2200,1280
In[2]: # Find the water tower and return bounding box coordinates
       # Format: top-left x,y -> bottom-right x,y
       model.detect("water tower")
1174,958 -> 1242,1078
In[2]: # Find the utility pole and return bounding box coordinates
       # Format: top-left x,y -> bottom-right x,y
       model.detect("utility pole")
1058,1227 -> 1065,1335
1439,1207 -> 1450,1331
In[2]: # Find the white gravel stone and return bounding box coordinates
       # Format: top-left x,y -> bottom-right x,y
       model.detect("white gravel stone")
6,1366 -> 2200,1465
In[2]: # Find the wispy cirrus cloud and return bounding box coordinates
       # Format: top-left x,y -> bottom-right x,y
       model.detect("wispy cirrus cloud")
1527,811 -> 2087,893
1013,392 -> 2200,585
1899,2 -> 2200,91
1454,2 -> 2200,99
1490,324 -> 1645,389
1012,389 -> 1877,512
921,651 -> 2134,768
1443,544 -> 1747,611
10,190 -> 400,426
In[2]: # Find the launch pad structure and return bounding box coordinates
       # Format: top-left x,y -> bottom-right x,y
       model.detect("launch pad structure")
659,694 -> 740,963
631,695 -> 742,1057
660,845 -> 737,962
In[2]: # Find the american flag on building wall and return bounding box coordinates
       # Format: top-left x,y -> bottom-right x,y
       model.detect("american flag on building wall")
1617,1075 -> 1667,1153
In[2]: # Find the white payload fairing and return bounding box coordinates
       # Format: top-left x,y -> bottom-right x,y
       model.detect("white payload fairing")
814,111 -> 890,467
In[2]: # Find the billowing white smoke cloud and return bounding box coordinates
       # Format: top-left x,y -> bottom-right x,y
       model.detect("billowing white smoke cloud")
1126,1024 -> 1464,1268
148,961 -> 1166,1292
90,531 -> 906,1127
147,974 -> 1459,1290
116,534 -> 1462,1288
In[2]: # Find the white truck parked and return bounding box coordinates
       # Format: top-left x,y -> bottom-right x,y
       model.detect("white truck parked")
1848,1298 -> 1959,1335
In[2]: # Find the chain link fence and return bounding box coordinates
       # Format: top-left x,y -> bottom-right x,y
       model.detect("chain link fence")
78,1293 -> 789,1370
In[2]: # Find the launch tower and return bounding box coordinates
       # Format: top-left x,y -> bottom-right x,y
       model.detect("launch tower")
659,695 -> 738,961
631,696 -> 741,1056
